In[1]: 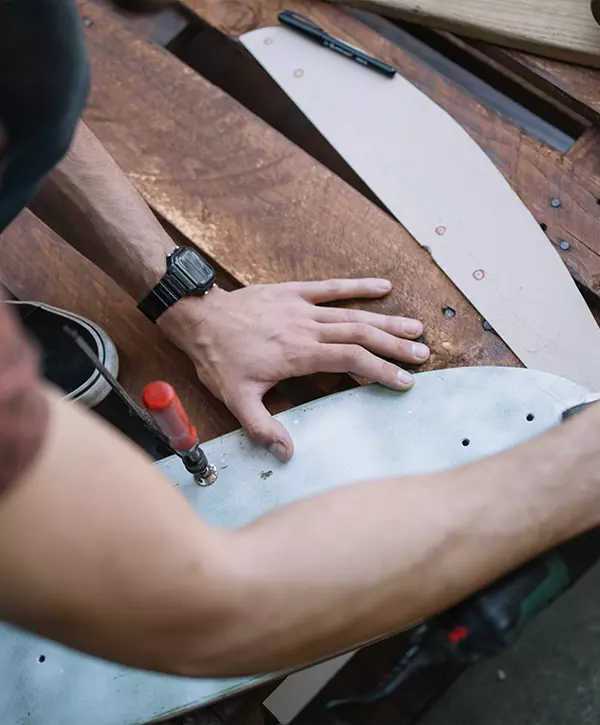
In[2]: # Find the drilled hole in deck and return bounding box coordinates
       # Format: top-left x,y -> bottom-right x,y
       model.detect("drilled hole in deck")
540,222 -> 548,232
37,655 -> 46,663
462,438 -> 470,446
526,413 -> 535,422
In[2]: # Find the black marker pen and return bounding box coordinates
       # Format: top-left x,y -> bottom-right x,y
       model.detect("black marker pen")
278,10 -> 397,78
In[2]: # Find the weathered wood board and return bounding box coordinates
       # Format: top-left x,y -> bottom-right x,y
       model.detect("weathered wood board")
78,0 -> 519,372
326,0 -> 600,68
503,50 -> 600,118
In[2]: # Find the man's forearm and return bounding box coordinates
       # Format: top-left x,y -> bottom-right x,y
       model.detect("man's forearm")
29,121 -> 173,300
226,418 -> 600,673
0,388 -> 599,678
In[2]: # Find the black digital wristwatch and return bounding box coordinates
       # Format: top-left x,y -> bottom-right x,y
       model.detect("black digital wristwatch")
138,247 -> 216,323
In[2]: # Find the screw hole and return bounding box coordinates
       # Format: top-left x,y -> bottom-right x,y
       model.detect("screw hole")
462,438 -> 470,447
539,222 -> 548,232
526,413 -> 535,422
597,198 -> 600,205
37,655 -> 46,663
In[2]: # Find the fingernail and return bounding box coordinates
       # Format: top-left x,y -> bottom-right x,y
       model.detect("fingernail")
404,321 -> 422,336
269,442 -> 288,462
412,342 -> 430,360
377,279 -> 392,291
396,369 -> 413,386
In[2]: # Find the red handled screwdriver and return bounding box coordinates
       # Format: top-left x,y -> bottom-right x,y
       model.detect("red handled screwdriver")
142,381 -> 218,486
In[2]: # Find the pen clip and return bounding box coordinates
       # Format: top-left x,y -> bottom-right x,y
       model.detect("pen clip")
278,9 -> 325,33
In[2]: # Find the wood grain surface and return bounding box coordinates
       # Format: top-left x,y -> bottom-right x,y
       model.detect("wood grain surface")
504,50 -> 600,117
408,28 -> 598,125
78,0 -> 518,372
180,0 -> 600,301
325,0 -> 600,68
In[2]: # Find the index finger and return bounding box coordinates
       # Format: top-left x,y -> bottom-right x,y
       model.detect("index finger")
292,278 -> 392,304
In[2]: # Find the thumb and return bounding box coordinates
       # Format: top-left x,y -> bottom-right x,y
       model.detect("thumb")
228,387 -> 294,462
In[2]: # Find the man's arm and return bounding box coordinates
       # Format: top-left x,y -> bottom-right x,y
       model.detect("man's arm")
29,122 -> 430,460
1,385 -> 598,677
28,121 -> 174,302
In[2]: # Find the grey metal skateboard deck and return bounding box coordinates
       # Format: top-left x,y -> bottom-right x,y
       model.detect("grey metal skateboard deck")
0,367 -> 592,725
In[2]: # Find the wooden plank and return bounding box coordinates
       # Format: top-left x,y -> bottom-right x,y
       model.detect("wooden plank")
0,210 -> 237,440
78,0 -> 518,372
180,0 -> 600,302
495,48 -> 600,118
566,124 -> 600,165
85,0 -> 189,46
431,27 -> 600,121
404,28 -> 598,126
325,0 -> 600,68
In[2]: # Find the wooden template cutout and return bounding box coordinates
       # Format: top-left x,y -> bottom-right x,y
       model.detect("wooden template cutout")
242,26 -> 600,392
327,0 -> 600,68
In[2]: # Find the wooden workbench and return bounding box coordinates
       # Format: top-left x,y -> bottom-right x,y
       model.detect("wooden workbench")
3,0 -> 600,722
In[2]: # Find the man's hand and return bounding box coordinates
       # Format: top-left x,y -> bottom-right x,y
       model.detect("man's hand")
159,278 -> 429,461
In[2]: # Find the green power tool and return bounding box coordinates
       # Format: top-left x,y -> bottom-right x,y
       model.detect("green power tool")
328,401 -> 600,712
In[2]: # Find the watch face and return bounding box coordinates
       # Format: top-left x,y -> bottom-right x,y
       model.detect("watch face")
172,247 -> 215,287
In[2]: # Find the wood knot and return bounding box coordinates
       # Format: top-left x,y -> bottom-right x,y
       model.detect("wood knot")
218,0 -> 261,35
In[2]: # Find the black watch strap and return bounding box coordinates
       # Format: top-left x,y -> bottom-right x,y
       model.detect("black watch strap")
138,278 -> 188,323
